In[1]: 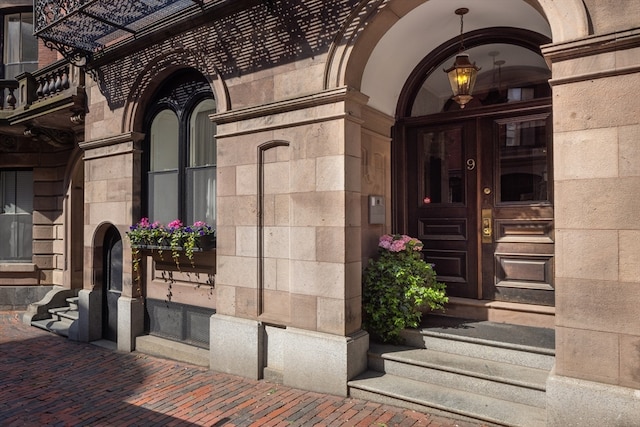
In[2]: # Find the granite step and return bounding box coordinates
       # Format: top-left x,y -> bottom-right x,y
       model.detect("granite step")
368,342 -> 548,408
49,306 -> 79,323
349,371 -> 545,427
349,317 -> 554,426
32,317 -> 72,337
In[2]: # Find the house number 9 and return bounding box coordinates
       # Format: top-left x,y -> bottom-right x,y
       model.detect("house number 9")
466,159 -> 476,171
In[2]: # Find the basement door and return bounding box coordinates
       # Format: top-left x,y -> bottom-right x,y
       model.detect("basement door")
405,110 -> 554,305
102,227 -> 122,341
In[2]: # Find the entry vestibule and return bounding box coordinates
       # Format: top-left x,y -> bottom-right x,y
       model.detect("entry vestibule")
393,34 -> 554,318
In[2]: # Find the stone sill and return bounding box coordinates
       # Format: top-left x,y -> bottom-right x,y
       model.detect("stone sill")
0,263 -> 37,273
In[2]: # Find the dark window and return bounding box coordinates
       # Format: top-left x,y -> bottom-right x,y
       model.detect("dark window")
145,70 -> 216,226
2,11 -> 38,79
0,170 -> 33,261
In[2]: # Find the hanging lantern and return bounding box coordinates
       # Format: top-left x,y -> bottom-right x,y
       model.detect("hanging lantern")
444,8 -> 480,108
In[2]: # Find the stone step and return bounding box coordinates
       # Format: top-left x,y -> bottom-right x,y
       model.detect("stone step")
32,318 -> 71,337
135,335 -> 209,368
66,297 -> 79,311
368,342 -> 548,408
349,371 -> 545,427
400,317 -> 555,370
48,306 -> 79,322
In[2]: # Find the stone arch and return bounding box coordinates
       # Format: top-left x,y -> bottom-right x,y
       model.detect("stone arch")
91,222 -> 126,292
325,0 -> 589,96
121,49 -> 230,134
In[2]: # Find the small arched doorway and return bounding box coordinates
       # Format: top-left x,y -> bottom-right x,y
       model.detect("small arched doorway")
102,226 -> 123,342
394,28 -> 554,308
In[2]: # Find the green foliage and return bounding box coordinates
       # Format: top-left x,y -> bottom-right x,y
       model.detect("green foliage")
362,235 -> 448,343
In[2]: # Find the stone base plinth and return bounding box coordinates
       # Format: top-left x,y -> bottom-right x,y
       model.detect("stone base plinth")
546,369 -> 640,426
209,314 -> 369,396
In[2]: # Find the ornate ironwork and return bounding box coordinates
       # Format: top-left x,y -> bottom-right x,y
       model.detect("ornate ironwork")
35,0 -> 204,54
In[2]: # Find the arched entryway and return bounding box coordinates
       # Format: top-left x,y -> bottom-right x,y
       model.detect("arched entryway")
338,0 -> 576,326
394,28 -> 554,313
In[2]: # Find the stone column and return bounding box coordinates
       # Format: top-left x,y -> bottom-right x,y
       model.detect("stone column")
77,132 -> 144,348
210,87 -> 369,395
543,29 -> 640,425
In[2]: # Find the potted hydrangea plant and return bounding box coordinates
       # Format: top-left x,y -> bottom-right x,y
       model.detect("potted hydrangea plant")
362,234 -> 448,343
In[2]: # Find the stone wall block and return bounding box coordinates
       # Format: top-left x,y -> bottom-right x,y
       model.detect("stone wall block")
290,191 -> 345,227
553,74 -> 640,132
289,293 -> 317,330
555,277 -> 640,335
316,156 -> 344,192
555,177 -> 640,230
216,255 -> 257,289
290,260 -> 344,299
555,326 -> 619,384
553,128 -> 618,181
555,230 -> 618,280
619,124 -> 640,177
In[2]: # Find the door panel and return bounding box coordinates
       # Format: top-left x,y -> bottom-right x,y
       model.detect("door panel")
407,123 -> 478,298
482,113 -> 554,305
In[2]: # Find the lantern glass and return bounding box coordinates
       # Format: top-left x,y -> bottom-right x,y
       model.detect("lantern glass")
445,54 -> 479,108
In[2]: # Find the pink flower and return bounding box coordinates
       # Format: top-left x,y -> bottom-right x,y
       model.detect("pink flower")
167,219 -> 183,230
378,234 -> 393,250
193,221 -> 206,227
390,240 -> 406,252
377,233 -> 424,253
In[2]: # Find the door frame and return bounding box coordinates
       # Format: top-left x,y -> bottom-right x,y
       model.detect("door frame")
393,99 -> 553,303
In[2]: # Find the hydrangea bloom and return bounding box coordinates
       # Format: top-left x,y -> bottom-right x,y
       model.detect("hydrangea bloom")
378,234 -> 423,252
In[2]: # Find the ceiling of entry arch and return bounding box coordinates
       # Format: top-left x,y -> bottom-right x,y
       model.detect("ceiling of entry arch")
360,0 -> 552,116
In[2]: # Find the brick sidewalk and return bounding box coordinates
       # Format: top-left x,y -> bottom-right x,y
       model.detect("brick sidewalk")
0,312 -> 486,427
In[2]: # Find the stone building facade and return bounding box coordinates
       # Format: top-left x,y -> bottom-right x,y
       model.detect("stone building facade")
1,0 -> 639,424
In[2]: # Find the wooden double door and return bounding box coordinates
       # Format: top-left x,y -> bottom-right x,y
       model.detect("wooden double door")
401,107 -> 554,306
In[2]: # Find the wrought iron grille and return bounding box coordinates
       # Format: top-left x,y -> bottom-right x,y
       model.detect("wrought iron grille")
34,0 -> 204,56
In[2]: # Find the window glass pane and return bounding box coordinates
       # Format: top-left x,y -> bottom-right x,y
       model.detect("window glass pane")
186,166 -> 216,226
498,119 -> 549,202
2,170 -> 17,213
189,99 -> 216,167
15,170 -> 33,213
420,128 -> 464,204
0,170 -> 32,261
150,109 -> 179,171
4,14 -> 20,64
148,170 -> 178,224
21,13 -> 37,62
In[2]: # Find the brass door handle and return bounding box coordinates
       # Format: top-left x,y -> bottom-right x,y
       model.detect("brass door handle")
481,209 -> 492,243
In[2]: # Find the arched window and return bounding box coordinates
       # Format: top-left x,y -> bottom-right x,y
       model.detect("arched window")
145,70 -> 216,227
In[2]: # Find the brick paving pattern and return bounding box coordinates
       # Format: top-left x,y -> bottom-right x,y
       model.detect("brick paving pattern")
0,312 -> 486,427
